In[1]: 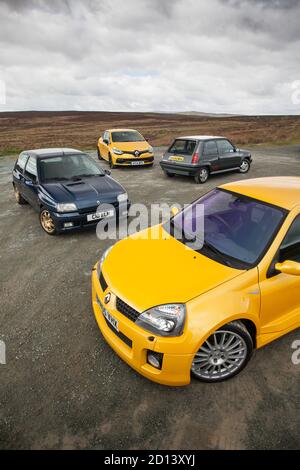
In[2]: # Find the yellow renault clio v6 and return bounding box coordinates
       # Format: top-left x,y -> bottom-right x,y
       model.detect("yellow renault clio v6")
97,129 -> 154,169
92,177 -> 300,386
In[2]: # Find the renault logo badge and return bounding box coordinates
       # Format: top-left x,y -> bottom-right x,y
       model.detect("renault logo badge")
134,150 -> 139,157
104,292 -> 111,304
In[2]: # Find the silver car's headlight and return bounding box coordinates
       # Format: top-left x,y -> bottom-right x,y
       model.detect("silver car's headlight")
136,304 -> 186,337
56,202 -> 77,213
117,192 -> 128,203
113,147 -> 123,155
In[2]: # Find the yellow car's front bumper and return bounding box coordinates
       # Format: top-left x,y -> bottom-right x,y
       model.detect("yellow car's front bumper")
91,267 -> 193,386
112,153 -> 154,166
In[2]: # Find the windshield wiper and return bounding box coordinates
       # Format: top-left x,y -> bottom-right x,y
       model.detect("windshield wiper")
44,177 -> 69,182
71,174 -> 103,180
201,241 -> 235,268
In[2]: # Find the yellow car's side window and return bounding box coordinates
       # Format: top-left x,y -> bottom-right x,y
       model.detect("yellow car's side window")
279,214 -> 300,263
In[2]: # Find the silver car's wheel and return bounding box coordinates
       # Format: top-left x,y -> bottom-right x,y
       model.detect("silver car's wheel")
195,167 -> 209,184
191,322 -> 253,382
239,159 -> 250,173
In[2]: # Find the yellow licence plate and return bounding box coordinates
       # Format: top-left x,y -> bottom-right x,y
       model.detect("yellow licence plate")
169,156 -> 184,161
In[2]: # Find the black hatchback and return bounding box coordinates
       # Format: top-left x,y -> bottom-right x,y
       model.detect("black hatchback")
160,135 -> 252,183
12,148 -> 129,235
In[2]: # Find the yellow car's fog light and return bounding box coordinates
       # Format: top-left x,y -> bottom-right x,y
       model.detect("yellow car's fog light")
147,351 -> 163,369
136,304 -> 186,337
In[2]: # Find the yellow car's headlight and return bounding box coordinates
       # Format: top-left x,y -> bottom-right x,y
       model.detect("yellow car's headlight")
136,304 -> 186,337
98,246 -> 114,273
113,147 -> 123,155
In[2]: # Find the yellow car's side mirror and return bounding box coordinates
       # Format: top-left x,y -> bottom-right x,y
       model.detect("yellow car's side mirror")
171,206 -> 179,217
275,260 -> 300,276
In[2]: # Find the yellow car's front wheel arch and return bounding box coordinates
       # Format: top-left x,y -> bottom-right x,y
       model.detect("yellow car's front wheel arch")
191,319 -> 254,382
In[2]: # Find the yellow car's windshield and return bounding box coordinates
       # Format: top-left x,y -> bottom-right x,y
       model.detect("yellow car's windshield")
111,131 -> 145,142
167,188 -> 287,268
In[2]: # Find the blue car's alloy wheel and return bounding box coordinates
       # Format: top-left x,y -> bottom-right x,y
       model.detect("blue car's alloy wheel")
40,208 -> 57,235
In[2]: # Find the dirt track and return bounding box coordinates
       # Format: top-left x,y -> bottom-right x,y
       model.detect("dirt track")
0,145 -> 299,449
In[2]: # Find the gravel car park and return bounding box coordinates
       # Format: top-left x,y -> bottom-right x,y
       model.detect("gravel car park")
0,145 -> 300,449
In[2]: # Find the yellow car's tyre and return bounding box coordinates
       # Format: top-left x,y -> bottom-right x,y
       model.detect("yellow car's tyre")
13,185 -> 27,205
39,208 -> 57,235
97,146 -> 103,160
191,321 -> 253,382
109,153 -> 116,169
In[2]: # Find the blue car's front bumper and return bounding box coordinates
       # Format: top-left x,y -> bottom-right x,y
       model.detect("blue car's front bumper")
51,202 -> 130,232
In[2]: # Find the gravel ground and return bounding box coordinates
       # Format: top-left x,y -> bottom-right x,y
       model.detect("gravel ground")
0,145 -> 299,449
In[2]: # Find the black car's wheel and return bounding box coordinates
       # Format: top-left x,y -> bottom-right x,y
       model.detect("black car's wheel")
194,167 -> 209,184
39,208 -> 57,235
97,146 -> 102,160
191,321 -> 253,383
109,153 -> 115,169
13,185 -> 27,205
239,159 -> 250,174
164,171 -> 175,177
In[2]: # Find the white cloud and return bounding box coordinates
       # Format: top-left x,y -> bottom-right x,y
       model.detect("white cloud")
0,0 -> 299,114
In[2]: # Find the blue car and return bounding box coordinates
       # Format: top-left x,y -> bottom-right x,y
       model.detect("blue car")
12,148 -> 129,235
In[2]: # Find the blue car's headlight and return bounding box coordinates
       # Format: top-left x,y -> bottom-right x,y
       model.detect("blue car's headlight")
117,193 -> 128,203
56,202 -> 77,213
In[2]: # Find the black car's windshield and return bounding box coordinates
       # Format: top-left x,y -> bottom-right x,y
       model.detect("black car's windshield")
166,189 -> 286,268
111,131 -> 145,142
168,139 -> 197,155
39,154 -> 105,182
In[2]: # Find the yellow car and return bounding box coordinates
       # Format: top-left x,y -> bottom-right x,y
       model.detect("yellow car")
97,128 -> 154,168
92,177 -> 300,386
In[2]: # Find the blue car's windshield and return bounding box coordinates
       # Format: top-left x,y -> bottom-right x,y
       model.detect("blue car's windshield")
169,188 -> 286,268
39,154 -> 105,182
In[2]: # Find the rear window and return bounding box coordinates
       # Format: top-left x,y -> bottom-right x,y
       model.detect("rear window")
168,139 -> 197,155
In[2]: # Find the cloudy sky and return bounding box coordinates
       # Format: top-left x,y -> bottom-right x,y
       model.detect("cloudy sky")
0,0 -> 300,114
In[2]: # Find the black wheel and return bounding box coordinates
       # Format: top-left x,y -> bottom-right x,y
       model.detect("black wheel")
109,153 -> 115,169
97,146 -> 102,160
191,321 -> 253,383
164,171 -> 175,177
39,208 -> 57,235
194,167 -> 209,184
13,184 -> 27,205
239,159 -> 250,174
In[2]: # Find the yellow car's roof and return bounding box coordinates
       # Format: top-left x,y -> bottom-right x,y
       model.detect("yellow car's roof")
221,177 -> 300,211
107,128 -> 140,133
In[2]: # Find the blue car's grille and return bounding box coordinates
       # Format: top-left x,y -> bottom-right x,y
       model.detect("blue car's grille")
78,201 -> 118,215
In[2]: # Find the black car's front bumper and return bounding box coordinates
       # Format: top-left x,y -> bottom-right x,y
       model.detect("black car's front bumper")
160,160 -> 200,176
51,201 -> 130,232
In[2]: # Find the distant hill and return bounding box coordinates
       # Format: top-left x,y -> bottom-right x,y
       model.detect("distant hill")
177,111 -> 240,118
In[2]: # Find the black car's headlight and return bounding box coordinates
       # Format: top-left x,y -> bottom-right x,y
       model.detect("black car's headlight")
136,304 -> 186,337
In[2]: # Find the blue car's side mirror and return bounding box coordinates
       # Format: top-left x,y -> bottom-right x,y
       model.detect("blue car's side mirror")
105,169 -> 111,176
